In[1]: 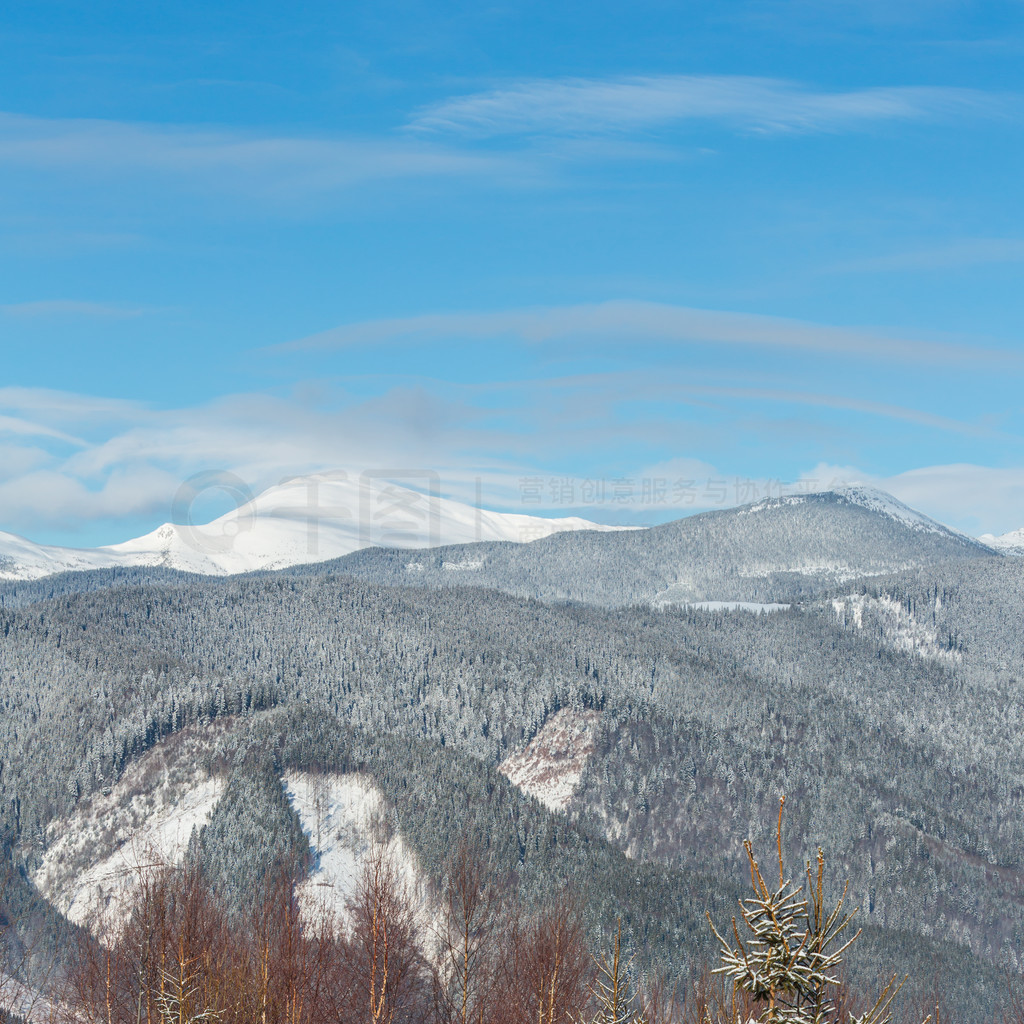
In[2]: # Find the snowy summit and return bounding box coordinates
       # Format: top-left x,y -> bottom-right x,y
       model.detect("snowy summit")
0,471 -> 626,581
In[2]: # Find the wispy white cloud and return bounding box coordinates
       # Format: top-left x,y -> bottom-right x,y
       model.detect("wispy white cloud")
0,371 -> 1015,540
409,75 -> 1002,137
0,387 -> 513,533
433,369 -> 997,440
0,443 -> 53,483
668,384 -> 997,438
830,238 -> 1024,273
279,299 -> 1020,369
0,75 -> 1000,207
0,413 -> 85,446
0,387 -> 146,426
0,112 -> 513,198
0,466 -> 185,530
1,299 -> 149,319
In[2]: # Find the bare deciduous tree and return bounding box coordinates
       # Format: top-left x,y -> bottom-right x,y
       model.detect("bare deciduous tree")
432,840 -> 503,1024
493,898 -> 592,1024
343,847 -> 428,1024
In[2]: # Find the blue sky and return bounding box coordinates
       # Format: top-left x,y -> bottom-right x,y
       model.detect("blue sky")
2,0 -> 1024,545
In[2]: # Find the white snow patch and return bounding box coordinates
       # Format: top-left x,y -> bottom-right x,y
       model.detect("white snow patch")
499,708 -> 602,812
31,724 -> 228,938
832,593 -> 961,664
979,526 -> 1024,556
736,494 -> 809,514
284,772 -> 428,929
442,559 -> 484,571
650,579 -> 697,606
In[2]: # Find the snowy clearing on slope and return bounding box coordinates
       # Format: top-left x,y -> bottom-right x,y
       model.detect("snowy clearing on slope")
832,593 -> 961,664
684,601 -> 791,613
284,772 -> 429,929
737,563 -> 900,583
31,724 -> 229,937
499,708 -> 602,812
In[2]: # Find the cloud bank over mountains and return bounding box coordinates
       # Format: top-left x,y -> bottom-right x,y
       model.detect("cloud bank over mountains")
1,30 -> 1020,548
0,375 -> 1021,547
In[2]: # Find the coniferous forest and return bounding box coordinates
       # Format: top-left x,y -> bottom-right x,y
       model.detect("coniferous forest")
2,497 -> 1024,1022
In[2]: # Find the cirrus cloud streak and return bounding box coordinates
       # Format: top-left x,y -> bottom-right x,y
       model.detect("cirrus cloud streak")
280,300 -> 1020,369
410,75 -> 1004,137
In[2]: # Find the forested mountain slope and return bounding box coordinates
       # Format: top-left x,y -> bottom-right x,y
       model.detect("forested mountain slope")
304,487 -> 997,607
1,565 -> 1022,1017
830,556 -> 1024,673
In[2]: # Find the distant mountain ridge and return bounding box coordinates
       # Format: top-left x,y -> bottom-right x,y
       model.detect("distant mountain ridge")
307,485 -> 999,607
0,479 -> 1002,599
0,472 -> 627,581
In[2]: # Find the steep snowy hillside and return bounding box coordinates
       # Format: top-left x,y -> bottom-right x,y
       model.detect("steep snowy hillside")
32,723 -> 231,936
28,731 -> 426,940
0,472 -> 624,580
0,531 -> 125,580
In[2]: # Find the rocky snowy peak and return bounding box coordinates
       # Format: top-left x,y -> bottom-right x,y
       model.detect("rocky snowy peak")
743,485 -> 977,541
0,472 -> 625,581
978,526 -> 1024,556
826,485 -> 955,533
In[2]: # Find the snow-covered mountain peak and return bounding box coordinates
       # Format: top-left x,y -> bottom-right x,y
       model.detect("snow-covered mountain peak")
824,484 -> 952,534
741,484 -> 969,539
0,471 -> 627,581
978,526 -> 1024,556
